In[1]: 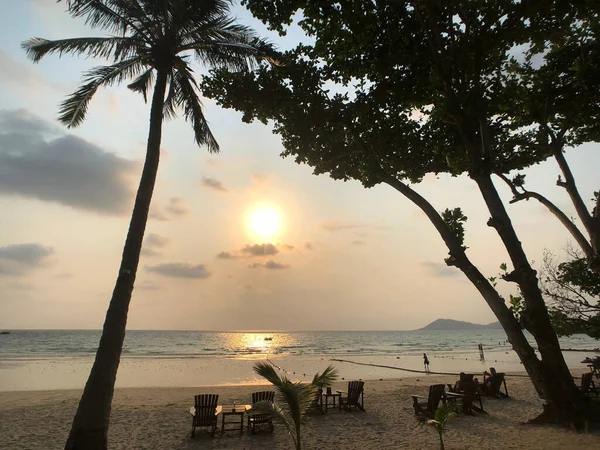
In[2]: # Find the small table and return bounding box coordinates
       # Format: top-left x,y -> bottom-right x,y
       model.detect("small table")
445,391 -> 485,413
221,405 -> 251,434
321,392 -> 341,412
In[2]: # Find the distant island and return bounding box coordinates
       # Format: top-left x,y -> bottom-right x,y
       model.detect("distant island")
418,319 -> 502,331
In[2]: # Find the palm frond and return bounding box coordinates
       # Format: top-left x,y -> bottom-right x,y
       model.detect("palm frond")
311,365 -> 339,388
60,57 -> 145,127
253,362 -> 285,387
173,65 -> 219,152
21,36 -> 139,63
64,0 -> 147,37
128,68 -> 155,103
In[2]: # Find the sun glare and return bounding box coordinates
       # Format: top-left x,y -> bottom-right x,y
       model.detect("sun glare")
249,206 -> 281,239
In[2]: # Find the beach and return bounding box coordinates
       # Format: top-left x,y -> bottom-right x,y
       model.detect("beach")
1,371 -> 599,450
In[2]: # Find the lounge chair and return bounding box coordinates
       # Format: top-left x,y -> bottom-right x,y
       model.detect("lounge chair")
308,387 -> 324,414
482,372 -> 509,398
446,374 -> 485,413
247,390 -> 275,434
338,380 -> 365,412
190,394 -> 221,437
579,372 -> 598,396
411,384 -> 446,418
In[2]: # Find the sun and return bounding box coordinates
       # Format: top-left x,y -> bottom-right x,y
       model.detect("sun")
249,206 -> 281,239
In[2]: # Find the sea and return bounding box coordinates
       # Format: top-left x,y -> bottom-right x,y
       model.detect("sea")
0,330 -> 597,391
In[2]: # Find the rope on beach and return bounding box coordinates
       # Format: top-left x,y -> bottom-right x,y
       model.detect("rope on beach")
330,358 -> 532,378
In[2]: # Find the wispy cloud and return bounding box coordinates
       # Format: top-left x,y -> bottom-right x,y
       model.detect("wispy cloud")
201,177 -> 228,193
321,221 -> 389,232
217,251 -> 237,260
150,198 -> 189,221
249,260 -> 290,270
422,261 -> 460,278
145,263 -> 211,279
0,243 -> 54,276
141,233 -> 169,257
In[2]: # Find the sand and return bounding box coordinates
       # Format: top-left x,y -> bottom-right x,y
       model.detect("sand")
1,373 -> 599,450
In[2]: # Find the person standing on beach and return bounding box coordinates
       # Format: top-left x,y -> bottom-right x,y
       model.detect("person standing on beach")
423,353 -> 430,372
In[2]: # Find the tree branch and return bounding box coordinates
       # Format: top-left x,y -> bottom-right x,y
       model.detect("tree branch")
496,173 -> 594,259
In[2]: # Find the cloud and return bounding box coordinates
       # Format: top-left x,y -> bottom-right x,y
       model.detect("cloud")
351,240 -> 365,245
217,251 -> 237,259
165,198 -> 188,216
241,243 -> 279,257
0,51 -> 46,88
136,280 -> 161,291
201,177 -> 228,193
145,263 -> 211,279
305,242 -> 314,250
322,221 -> 389,232
0,109 -> 138,214
283,244 -> 295,251
141,233 -> 169,257
0,243 -> 54,276
151,198 -> 189,221
422,261 -> 460,278
249,260 -> 290,270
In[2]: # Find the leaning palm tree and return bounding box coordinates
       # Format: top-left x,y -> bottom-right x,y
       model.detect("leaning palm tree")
22,1 -> 270,448
252,362 -> 338,450
417,403 -> 457,450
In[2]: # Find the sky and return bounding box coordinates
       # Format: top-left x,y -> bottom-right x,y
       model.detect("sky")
0,1 -> 598,331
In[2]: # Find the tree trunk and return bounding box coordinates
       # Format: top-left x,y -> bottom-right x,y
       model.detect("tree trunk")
376,171 -> 547,397
473,173 -> 586,426
65,69 -> 169,450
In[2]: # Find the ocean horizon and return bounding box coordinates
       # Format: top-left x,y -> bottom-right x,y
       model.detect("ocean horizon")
1,329 -> 596,391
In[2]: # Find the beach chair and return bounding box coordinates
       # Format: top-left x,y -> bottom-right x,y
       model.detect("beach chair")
589,358 -> 600,380
338,380 -> 365,412
190,394 -> 221,437
308,387 -> 324,414
483,373 -> 509,398
411,384 -> 446,418
247,390 -> 275,434
579,372 -> 598,396
446,374 -> 485,414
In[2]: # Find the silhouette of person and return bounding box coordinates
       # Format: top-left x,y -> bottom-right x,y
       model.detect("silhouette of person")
423,353 -> 430,372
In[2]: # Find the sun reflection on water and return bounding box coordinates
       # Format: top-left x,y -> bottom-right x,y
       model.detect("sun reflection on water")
221,332 -> 292,360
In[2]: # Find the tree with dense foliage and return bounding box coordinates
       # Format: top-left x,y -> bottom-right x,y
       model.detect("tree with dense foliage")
252,363 -> 338,450
22,1 -> 270,447
202,0 -> 599,426
541,248 -> 600,339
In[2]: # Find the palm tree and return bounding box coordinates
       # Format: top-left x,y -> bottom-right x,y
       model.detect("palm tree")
417,404 -> 457,450
22,1 -> 270,448
252,362 -> 338,450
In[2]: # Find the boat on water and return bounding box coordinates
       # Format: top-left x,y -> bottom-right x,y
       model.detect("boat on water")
264,337 -> 273,341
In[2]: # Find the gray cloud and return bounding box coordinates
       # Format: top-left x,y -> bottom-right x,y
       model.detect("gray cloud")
241,243 -> 279,257
201,177 -> 228,193
422,262 -> 460,278
145,263 -> 211,279
0,109 -> 137,214
55,272 -> 73,279
217,251 -> 237,259
249,260 -> 290,270
151,198 -> 189,221
145,233 -> 168,248
0,243 -> 54,276
141,233 -> 169,257
305,242 -> 314,250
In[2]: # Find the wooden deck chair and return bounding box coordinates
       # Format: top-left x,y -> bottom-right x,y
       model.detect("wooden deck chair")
190,394 -> 221,437
579,372 -> 598,396
247,391 -> 275,434
411,384 -> 446,418
308,387 -> 324,414
338,380 -> 365,411
483,373 -> 509,398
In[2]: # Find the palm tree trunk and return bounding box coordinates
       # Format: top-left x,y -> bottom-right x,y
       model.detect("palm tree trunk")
65,69 -> 168,450
438,430 -> 445,450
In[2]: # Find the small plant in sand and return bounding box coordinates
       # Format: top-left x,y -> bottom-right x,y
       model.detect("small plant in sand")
252,362 -> 338,450
417,403 -> 457,450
